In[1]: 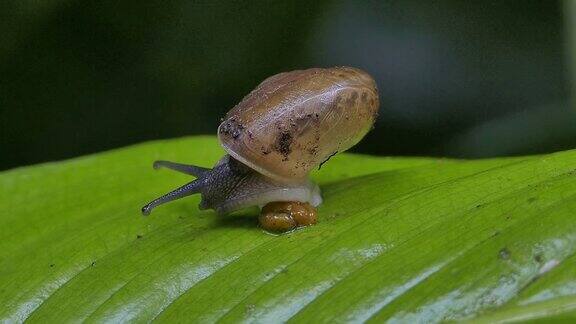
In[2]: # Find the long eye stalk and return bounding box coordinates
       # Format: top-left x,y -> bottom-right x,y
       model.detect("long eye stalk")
141,179 -> 203,215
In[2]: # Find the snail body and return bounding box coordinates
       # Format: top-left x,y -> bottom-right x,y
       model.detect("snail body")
142,66 -> 379,231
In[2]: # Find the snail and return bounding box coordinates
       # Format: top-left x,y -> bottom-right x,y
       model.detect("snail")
142,66 -> 379,232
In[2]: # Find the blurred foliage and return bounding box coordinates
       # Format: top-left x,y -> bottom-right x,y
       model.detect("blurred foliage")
0,0 -> 574,170
565,0 -> 576,106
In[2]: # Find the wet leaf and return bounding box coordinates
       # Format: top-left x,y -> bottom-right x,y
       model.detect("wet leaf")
1,136 -> 575,323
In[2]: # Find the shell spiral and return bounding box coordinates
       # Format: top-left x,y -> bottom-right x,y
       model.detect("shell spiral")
218,66 -> 379,183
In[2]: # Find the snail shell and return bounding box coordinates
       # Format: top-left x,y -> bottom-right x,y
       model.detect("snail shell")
218,66 -> 379,183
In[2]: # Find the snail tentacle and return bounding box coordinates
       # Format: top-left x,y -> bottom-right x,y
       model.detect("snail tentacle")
153,160 -> 210,177
141,179 -> 204,216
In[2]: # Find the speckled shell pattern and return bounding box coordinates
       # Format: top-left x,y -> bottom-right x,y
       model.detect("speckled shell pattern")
218,66 -> 379,183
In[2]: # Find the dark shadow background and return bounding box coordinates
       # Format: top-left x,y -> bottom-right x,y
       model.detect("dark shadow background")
1,0 -> 575,171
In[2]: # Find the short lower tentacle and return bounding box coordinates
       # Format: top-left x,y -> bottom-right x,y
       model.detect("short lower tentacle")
153,160 -> 210,177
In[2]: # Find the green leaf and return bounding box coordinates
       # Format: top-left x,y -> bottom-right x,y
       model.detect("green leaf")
1,136 -> 575,323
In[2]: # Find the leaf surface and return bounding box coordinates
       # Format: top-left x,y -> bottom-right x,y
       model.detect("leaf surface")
1,136 -> 575,323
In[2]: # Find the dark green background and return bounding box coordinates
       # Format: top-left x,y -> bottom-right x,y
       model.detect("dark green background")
1,0 -> 574,170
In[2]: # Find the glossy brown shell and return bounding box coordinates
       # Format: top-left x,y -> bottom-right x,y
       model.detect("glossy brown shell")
218,66 -> 379,183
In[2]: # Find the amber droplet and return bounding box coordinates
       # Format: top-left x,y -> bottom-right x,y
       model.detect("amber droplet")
258,211 -> 297,232
259,201 -> 317,232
